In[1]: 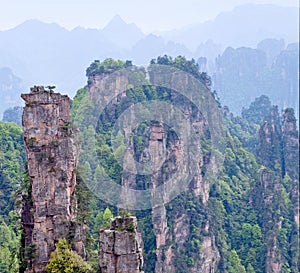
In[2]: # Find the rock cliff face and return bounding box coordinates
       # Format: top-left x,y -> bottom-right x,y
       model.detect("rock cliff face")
21,86 -> 84,272
256,111 -> 283,273
257,106 -> 282,172
74,59 -> 299,272
282,108 -> 299,225
99,216 -> 144,273
255,107 -> 299,273
256,168 -> 283,273
87,70 -> 221,273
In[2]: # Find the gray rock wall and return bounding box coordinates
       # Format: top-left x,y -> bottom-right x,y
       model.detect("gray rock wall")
99,216 -> 144,273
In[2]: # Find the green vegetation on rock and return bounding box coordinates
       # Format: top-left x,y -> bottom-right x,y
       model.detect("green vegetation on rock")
46,239 -> 92,273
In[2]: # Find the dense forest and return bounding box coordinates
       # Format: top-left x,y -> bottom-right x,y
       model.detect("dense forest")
0,57 -> 298,273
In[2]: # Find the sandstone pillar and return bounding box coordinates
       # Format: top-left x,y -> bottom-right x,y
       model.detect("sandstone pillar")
21,86 -> 81,272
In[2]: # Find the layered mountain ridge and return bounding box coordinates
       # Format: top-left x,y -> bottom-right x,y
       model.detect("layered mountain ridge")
0,3 -> 298,99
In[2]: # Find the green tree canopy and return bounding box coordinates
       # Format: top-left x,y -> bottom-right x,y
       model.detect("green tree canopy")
46,239 -> 92,273
86,58 -> 132,77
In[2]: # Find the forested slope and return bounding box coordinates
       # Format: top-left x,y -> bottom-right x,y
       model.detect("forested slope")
0,57 -> 298,272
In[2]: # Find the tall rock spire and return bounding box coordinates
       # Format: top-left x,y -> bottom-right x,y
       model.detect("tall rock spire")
282,108 -> 299,225
21,86 -> 84,272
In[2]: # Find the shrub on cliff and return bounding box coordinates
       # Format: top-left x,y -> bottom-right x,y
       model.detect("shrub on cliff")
46,239 -> 92,273
86,58 -> 132,77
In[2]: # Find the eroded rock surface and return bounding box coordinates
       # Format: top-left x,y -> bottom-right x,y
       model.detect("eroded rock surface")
99,216 -> 144,273
89,70 -> 221,273
282,108 -> 299,225
21,86 -> 83,272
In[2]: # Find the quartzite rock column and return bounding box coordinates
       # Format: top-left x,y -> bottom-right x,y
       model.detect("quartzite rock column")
21,86 -> 81,272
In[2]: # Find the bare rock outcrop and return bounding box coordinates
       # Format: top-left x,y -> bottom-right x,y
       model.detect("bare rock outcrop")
21,86 -> 84,272
99,215 -> 144,273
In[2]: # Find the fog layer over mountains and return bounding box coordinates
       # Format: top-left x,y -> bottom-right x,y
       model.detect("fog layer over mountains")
0,4 -> 298,117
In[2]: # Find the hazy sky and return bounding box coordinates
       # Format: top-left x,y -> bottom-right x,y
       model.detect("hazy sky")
0,0 -> 298,32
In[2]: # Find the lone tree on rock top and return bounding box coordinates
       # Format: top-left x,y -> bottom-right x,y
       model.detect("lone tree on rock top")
46,85 -> 56,91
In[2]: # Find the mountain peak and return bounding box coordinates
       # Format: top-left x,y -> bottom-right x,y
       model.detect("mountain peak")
101,15 -> 145,49
104,15 -> 127,29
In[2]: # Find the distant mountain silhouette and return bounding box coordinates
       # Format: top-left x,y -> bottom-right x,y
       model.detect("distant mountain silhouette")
0,3 -> 297,109
0,17 -> 177,95
0,67 -> 23,118
213,42 -> 299,116
102,15 -> 145,49
164,4 -> 298,50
